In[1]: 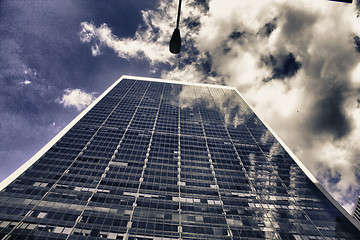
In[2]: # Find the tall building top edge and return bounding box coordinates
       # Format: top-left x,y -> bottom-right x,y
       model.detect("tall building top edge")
0,76 -> 232,191
233,88 -> 360,231
120,75 -> 235,90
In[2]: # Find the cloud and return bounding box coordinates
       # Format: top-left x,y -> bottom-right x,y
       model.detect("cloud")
20,80 -> 32,85
262,52 -> 302,81
354,35 -> 360,52
79,21 -> 171,63
91,43 -> 102,56
78,1 -> 208,67
58,88 -> 95,111
80,0 -> 360,212
162,64 -> 209,83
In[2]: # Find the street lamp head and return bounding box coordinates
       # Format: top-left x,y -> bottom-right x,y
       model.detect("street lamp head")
169,0 -> 182,54
170,28 -> 181,54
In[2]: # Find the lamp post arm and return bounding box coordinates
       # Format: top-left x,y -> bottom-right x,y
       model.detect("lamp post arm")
176,0 -> 182,28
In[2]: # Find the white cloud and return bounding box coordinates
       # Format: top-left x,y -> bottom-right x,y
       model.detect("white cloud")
19,80 -> 32,85
91,43 -> 102,56
19,67 -> 40,86
58,89 -> 95,111
79,21 -> 96,43
80,21 -> 171,62
351,62 -> 360,84
78,1 -> 207,65
161,64 -> 205,83
80,0 -> 360,212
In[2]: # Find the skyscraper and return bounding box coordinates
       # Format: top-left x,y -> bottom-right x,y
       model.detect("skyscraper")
0,76 -> 359,239
354,196 -> 360,222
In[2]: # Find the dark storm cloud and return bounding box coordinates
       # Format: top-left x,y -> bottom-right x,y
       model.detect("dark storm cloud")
221,31 -> 246,54
272,53 -> 302,79
182,17 -> 201,31
261,53 -> 302,81
199,53 -> 214,76
229,31 -> 245,40
354,36 -> 360,52
260,55 -> 277,68
189,0 -> 210,12
309,86 -> 352,139
177,38 -> 216,82
258,19 -> 277,37
179,45 -> 212,76
281,6 -> 318,40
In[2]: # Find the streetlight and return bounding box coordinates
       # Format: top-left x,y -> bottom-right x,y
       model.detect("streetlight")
170,0 -> 182,54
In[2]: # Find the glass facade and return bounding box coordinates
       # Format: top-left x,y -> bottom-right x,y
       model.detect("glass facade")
354,197 -> 360,223
0,76 -> 359,239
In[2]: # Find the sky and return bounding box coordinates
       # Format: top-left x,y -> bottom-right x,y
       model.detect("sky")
1,0 -> 360,214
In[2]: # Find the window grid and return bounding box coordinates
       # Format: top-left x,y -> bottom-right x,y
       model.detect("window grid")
0,78 -> 359,240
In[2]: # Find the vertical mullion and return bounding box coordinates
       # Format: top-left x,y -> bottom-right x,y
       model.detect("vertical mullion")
64,81 -> 152,239
208,87 -> 281,239
177,90 -> 182,239
123,83 -> 165,240
193,86 -> 233,239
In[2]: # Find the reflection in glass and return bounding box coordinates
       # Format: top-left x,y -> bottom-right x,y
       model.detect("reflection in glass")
0,78 -> 359,239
